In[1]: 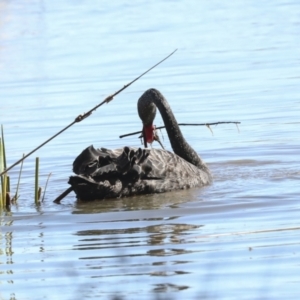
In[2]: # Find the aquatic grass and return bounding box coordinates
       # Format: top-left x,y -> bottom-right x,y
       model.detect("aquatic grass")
7,175 -> 10,193
1,125 -> 7,170
35,157 -> 40,204
0,125 -> 48,207
6,175 -> 11,206
2,173 -> 7,206
1,126 -> 11,207
0,138 -> 3,177
1,126 -> 9,200
0,187 -> 2,209
0,136 -> 4,208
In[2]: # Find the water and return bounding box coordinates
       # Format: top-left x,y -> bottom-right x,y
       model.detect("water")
1,0 -> 300,299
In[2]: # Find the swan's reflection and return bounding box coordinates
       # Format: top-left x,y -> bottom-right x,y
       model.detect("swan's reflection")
73,187 -> 204,214
73,203 -> 205,295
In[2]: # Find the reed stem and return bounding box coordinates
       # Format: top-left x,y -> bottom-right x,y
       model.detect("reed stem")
7,176 -> 10,192
3,174 -> 7,208
42,172 -> 52,202
14,154 -> 25,201
0,136 -> 3,208
1,125 -> 7,170
35,157 -> 39,204
0,182 -> 2,208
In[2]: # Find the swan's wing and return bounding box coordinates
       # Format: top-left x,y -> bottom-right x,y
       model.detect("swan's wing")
70,146 -> 211,200
142,148 -> 212,192
70,146 -> 152,200
72,146 -> 147,177
147,148 -> 201,178
72,145 -> 123,175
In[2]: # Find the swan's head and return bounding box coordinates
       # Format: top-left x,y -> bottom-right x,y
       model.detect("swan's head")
137,89 -> 157,145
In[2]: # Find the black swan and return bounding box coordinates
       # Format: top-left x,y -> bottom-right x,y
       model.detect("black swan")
69,88 -> 212,200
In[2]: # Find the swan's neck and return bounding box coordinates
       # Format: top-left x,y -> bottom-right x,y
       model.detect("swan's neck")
138,88 -> 207,170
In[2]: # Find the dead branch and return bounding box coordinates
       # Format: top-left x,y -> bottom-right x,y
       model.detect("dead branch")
119,121 -> 241,138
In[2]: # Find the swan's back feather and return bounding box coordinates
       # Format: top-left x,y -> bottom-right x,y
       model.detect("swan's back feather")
69,145 -> 211,200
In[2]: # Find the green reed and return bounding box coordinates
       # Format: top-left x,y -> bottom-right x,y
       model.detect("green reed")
0,125 -> 48,207
1,125 -> 7,170
35,157 -> 40,204
0,136 -> 5,207
2,174 -> 7,206
0,138 -> 3,207
0,125 -> 12,207
1,125 -> 10,207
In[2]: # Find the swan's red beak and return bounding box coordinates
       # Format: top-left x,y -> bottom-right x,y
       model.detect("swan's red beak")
143,124 -> 155,146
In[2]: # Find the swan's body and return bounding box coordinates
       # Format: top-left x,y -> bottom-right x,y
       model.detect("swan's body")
69,89 -> 212,200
